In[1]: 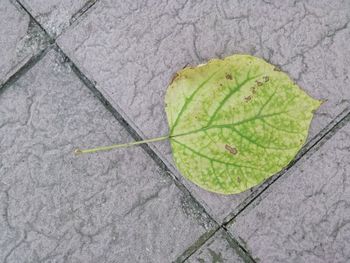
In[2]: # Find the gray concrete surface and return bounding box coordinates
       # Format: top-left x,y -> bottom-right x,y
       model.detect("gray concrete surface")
1,0 -> 349,262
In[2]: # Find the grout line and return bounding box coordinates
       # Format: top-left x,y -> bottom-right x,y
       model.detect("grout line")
14,0 -> 54,43
223,107 -> 350,227
174,226 -> 220,262
0,1 -> 55,92
176,225 -> 257,263
223,227 -> 257,263
70,0 -> 99,25
0,46 -> 52,94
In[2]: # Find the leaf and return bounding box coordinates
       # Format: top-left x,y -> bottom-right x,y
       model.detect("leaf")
165,54 -> 321,195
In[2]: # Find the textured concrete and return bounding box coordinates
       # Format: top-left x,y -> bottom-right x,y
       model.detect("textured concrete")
57,0 -> 350,222
0,0 -> 47,86
228,121 -> 350,262
18,0 -> 95,37
0,50 -> 215,262
186,230 -> 246,263
1,0 -> 350,261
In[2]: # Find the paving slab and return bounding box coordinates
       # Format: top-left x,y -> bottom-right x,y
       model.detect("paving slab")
18,0 -> 96,38
228,121 -> 350,262
0,0 -> 48,87
57,0 -> 350,222
0,49 -> 216,262
185,229 -> 248,263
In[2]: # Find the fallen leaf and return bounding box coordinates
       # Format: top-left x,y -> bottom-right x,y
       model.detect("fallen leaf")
165,54 -> 321,194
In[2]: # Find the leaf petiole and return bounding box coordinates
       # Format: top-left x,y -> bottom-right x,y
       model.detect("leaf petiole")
74,135 -> 170,155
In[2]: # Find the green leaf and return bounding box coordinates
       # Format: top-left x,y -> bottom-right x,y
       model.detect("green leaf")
165,54 -> 321,195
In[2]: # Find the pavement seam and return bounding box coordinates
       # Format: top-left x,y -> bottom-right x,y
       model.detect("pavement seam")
0,45 -> 52,93
70,0 -> 99,26
223,226 -> 257,263
15,0 -> 100,39
176,225 -> 257,263
174,226 -> 220,262
14,0 -> 55,43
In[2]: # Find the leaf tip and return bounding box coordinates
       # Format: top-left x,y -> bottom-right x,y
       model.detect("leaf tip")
319,99 -> 327,106
313,98 -> 325,111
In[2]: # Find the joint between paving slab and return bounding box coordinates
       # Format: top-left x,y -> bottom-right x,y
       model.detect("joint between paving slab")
14,0 -> 55,44
0,45 -> 53,94
174,226 -> 220,262
0,0 -> 55,92
70,0 -> 99,26
174,225 -> 256,263
223,226 -> 257,263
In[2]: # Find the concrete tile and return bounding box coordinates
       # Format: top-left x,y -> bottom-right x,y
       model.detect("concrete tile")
228,121 -> 350,262
18,0 -> 95,37
185,229 -> 246,263
0,0 -> 48,86
0,49 -> 215,262
57,0 -> 350,222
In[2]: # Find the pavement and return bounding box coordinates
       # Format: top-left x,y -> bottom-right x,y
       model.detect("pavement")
0,0 -> 349,262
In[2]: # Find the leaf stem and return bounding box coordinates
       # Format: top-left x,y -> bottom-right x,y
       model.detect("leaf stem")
74,135 -> 170,155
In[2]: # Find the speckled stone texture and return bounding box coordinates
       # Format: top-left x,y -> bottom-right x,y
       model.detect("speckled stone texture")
18,0 -> 95,38
228,121 -> 350,263
186,230 -> 247,263
57,0 -> 350,222
0,0 -> 47,86
0,50 -> 216,262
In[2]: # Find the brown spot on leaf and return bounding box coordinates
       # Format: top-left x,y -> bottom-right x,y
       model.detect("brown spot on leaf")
225,144 -> 238,155
263,76 -> 269,82
244,95 -> 252,102
225,73 -> 232,80
256,80 -> 263,86
237,177 -> 241,183
170,73 -> 179,84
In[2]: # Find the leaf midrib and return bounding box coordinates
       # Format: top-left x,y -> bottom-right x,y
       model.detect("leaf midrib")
170,110 -> 293,139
